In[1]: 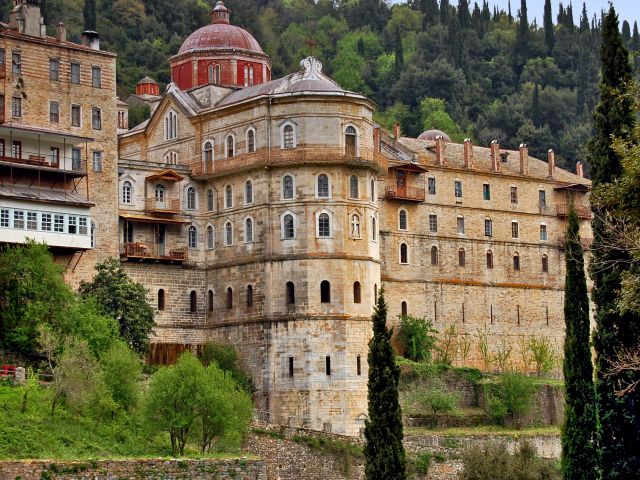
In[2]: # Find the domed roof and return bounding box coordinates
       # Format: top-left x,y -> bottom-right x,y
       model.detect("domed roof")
137,76 -> 158,85
177,1 -> 264,56
417,129 -> 451,142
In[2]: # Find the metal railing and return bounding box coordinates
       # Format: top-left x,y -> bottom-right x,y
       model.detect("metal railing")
0,149 -> 87,174
385,185 -> 426,202
556,204 -> 591,219
146,197 -> 181,212
121,242 -> 188,262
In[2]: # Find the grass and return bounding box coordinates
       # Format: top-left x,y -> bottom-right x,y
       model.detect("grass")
405,425 -> 560,437
0,384 -> 246,460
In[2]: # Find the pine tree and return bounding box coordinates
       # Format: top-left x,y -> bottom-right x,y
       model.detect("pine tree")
364,289 -> 406,480
83,0 -> 96,31
531,83 -> 541,127
589,6 -> 640,479
561,208 -> 597,480
543,0 -> 554,55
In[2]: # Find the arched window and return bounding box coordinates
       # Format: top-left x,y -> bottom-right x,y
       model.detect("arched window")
203,141 -> 214,165
371,217 -> 377,241
513,252 -> 520,271
225,185 -> 233,208
245,180 -> 253,204
351,214 -> 361,237
122,180 -> 132,204
249,65 -> 254,86
247,285 -> 253,307
164,110 -> 177,140
430,246 -> 438,266
188,225 -> 197,248
243,65 -> 249,87
158,289 -> 165,311
226,135 -> 235,158
247,129 -> 255,153
165,151 -> 178,164
486,250 -> 494,269
400,243 -> 408,264
282,124 -> 294,148
245,217 -> 253,243
206,225 -> 214,249
286,281 -> 295,305
345,126 -> 357,156
226,287 -> 233,309
208,64 -> 214,83
190,290 -> 197,313
350,175 -> 359,198
187,186 -> 196,210
370,178 -> 376,202
225,221 -> 233,246
317,174 -> 329,198
283,214 -> 295,239
353,281 -> 361,304
207,189 -> 214,211
458,248 -> 466,267
282,175 -> 294,199
401,301 -> 408,317
214,64 -> 220,84
399,209 -> 408,230
320,280 -> 331,303
542,254 -> 549,273
318,213 -> 330,237
208,289 -> 213,312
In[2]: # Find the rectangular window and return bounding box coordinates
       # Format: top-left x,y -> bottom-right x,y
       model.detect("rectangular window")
454,180 -> 463,198
457,216 -> 465,234
13,210 -> 24,229
12,141 -> 21,158
428,177 -> 436,195
357,355 -> 361,376
429,214 -> 438,233
71,62 -> 80,84
510,186 -> 518,204
72,148 -> 82,170
91,66 -> 101,88
68,216 -> 77,234
0,49 -> 5,65
539,190 -> 547,208
79,217 -> 88,235
49,58 -> 59,81
49,101 -> 59,123
91,108 -> 101,130
540,224 -> 548,241
484,219 -> 492,237
483,183 -> 491,200
41,213 -> 52,231
92,151 -> 103,172
325,355 -> 331,376
12,97 -> 21,117
512,221 -> 519,239
26,211 -> 37,230
54,214 -> 64,233
11,52 -> 21,75
288,356 -> 294,378
71,105 -> 81,127
0,209 -> 9,227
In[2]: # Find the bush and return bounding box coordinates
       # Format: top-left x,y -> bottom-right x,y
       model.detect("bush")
397,315 -> 438,362
410,451 -> 432,476
201,341 -> 252,392
527,336 -> 557,376
99,340 -> 142,413
414,383 -> 459,420
485,372 -> 537,427
51,340 -> 100,415
460,441 -> 560,480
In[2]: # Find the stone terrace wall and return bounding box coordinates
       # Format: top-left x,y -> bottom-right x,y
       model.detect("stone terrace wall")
0,458 -> 266,480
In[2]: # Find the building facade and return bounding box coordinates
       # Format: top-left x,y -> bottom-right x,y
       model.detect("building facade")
116,2 -> 591,436
0,0 -> 119,285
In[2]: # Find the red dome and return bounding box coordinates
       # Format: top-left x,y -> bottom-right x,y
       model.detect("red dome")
178,23 -> 264,55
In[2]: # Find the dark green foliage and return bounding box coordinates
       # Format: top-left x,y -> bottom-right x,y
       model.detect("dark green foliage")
394,26 -> 403,78
128,102 -> 151,129
484,372 -> 537,428
543,0 -> 554,55
531,83 -> 541,128
561,208 -> 597,480
364,289 -> 406,480
201,341 -> 252,392
397,315 -> 438,362
83,0 -> 96,31
80,259 -> 154,355
100,340 -> 143,412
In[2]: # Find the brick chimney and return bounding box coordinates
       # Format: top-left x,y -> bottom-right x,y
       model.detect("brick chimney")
435,135 -> 446,166
576,161 -> 584,178
547,149 -> 555,179
519,144 -> 529,176
490,140 -> 501,173
463,138 -> 473,168
373,126 -> 380,153
55,22 -> 66,42
393,122 -> 400,141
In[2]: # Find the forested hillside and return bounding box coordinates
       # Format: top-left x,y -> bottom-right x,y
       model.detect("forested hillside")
4,0 -> 639,171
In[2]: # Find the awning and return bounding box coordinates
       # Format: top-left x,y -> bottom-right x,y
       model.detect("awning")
388,161 -> 429,173
0,123 -> 94,143
146,169 -> 184,182
120,212 -> 190,225
0,185 -> 93,207
554,183 -> 590,192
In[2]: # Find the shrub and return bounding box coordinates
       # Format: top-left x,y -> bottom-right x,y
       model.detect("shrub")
409,451 -> 432,477
201,341 -> 251,392
415,383 -> 459,421
527,336 -> 556,376
397,315 -> 438,362
100,340 -> 142,412
51,340 -> 99,415
485,372 -> 537,428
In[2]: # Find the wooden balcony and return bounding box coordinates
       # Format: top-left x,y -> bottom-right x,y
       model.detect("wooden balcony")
556,204 -> 591,219
146,197 -> 181,214
0,152 -> 87,175
121,242 -> 188,263
385,186 -> 425,202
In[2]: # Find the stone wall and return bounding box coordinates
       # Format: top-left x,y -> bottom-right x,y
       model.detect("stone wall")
0,458 -> 266,480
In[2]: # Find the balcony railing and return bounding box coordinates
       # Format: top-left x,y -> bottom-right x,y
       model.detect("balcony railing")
385,186 -> 426,202
556,204 -> 591,219
121,242 -> 188,263
146,197 -> 181,213
0,150 -> 87,174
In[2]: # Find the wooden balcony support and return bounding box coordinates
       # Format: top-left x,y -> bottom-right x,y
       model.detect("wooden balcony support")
385,185 -> 425,202
146,197 -> 181,214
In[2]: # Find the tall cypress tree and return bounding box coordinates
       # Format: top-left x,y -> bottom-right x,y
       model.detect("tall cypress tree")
622,20 -> 631,46
394,26 -> 404,79
513,0 -> 529,76
543,0 -> 555,55
457,0 -> 470,29
440,0 -> 450,25
531,83 -> 541,127
633,22 -> 640,51
420,0 -> 439,28
364,289 -> 406,480
561,208 -> 597,480
83,0 -> 96,31
589,6 -> 640,479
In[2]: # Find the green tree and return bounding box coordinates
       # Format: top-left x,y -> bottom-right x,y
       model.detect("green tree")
364,289 -> 406,480
83,0 -> 96,30
420,0 -> 439,28
419,97 -> 466,142
485,372 -> 537,428
100,340 -> 142,412
543,0 -> 554,55
561,208 -> 597,480
394,26 -> 404,78
398,315 -> 438,362
80,259 -> 154,355
531,83 -> 541,127
201,341 -> 252,392
513,0 -> 529,76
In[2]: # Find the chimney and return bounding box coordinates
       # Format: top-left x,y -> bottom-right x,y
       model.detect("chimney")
55,22 -> 66,42
490,140 -> 501,173
519,143 -> 529,176
463,138 -> 473,168
373,126 -> 380,153
435,135 -> 446,166
393,122 -> 400,141
81,30 -> 101,50
547,149 -> 556,178
576,161 -> 584,178
10,0 -> 46,37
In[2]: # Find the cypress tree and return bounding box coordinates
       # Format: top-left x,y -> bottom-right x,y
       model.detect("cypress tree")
440,0 -> 449,25
421,0 -> 439,28
394,26 -> 404,78
508,0 -> 513,23
589,6 -> 640,479
83,0 -> 96,31
622,20 -> 631,47
457,0 -> 470,29
557,3 -> 565,26
565,2 -> 574,29
364,289 -> 406,480
579,3 -> 589,33
513,0 -> 529,76
531,83 -> 541,127
482,0 -> 491,23
543,0 -> 554,55
633,22 -> 639,51
561,208 -> 597,480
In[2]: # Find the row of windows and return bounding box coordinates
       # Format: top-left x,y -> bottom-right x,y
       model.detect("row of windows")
0,208 -> 89,235
47,102 -> 102,129
0,50 -> 102,87
426,177 -> 548,207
